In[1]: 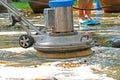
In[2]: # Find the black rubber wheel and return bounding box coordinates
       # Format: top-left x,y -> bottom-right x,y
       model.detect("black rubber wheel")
19,35 -> 34,48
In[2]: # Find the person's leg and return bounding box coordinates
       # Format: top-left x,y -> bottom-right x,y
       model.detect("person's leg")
84,0 -> 100,25
78,3 -> 85,21
78,0 -> 88,21
85,0 -> 93,20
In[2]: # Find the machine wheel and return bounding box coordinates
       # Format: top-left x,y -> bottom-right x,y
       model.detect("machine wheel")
19,35 -> 34,48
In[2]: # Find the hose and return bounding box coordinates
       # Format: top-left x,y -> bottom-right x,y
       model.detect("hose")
73,5 -> 120,10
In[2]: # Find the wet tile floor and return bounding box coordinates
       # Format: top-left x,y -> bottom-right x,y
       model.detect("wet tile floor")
0,11 -> 120,80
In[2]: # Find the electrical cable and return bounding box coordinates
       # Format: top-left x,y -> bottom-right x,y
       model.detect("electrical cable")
73,5 -> 120,10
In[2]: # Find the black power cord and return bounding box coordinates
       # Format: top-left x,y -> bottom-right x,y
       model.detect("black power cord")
73,5 -> 120,10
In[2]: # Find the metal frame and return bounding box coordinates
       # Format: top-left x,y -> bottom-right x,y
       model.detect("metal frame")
0,0 -> 42,35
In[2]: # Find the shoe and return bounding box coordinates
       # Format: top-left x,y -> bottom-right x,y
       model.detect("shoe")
87,19 -> 100,25
80,19 -> 100,26
80,19 -> 90,25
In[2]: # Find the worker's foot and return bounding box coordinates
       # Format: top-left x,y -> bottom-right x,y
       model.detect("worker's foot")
88,19 -> 100,25
80,19 -> 100,25
80,19 -> 90,25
